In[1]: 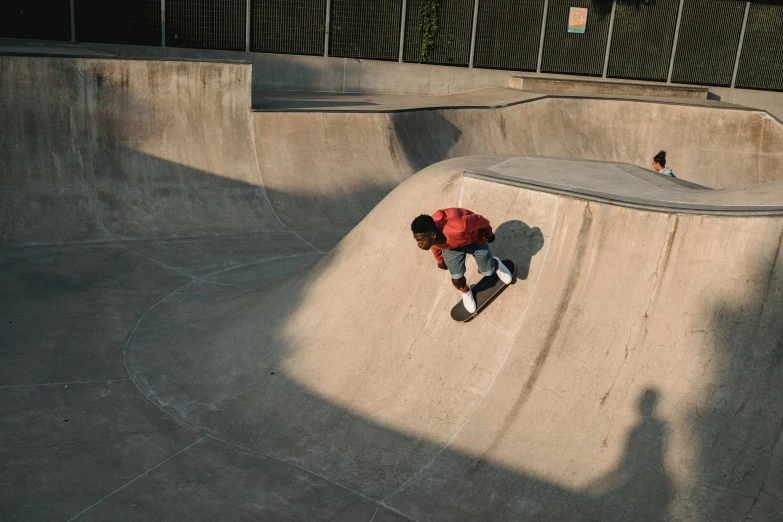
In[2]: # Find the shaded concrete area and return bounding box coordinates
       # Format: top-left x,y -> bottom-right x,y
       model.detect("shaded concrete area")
2,53 -> 783,521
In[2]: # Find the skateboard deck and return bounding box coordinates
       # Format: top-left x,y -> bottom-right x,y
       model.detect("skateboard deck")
450,259 -> 516,322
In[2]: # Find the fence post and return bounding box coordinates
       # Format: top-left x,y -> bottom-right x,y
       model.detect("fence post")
70,0 -> 76,42
398,0 -> 408,63
245,0 -> 251,53
731,2 -> 750,88
536,0 -> 549,73
161,0 -> 166,47
667,0 -> 685,83
602,1 -> 617,78
468,0 -> 480,68
324,0 -> 332,57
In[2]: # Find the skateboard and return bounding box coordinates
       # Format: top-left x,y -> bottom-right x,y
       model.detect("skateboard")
450,259 -> 516,322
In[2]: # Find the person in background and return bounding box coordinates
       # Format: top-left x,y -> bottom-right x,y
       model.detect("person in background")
653,151 -> 675,178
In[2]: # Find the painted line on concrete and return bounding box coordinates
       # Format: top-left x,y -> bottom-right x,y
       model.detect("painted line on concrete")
248,109 -> 324,255
200,252 -> 324,287
112,241 -> 196,279
2,379 -> 132,389
64,436 -> 208,521
114,251 -> 380,513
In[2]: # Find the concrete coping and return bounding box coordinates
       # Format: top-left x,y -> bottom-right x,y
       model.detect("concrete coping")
0,48 -> 251,65
509,74 -> 710,100
464,156 -> 783,217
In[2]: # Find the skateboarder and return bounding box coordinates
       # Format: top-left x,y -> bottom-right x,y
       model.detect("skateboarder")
412,208 -> 513,313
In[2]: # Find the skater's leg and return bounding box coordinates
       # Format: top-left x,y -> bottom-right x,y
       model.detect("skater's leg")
470,241 -> 513,284
451,276 -> 469,292
471,242 -> 496,277
441,248 -> 470,292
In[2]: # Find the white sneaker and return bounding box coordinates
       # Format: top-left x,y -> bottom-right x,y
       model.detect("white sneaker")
461,289 -> 477,313
494,257 -> 513,284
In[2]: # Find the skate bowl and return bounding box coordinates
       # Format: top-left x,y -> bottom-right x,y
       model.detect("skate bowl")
2,54 -> 783,521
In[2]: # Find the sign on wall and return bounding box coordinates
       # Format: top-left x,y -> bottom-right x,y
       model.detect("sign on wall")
568,7 -> 588,34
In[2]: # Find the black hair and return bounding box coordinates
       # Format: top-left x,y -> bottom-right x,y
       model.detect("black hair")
653,150 -> 667,167
411,214 -> 437,234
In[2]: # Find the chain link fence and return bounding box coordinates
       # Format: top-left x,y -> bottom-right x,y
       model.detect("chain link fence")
3,0 -> 783,92
251,0 -> 326,55
403,0 -> 474,66
330,0 -> 403,60
541,0 -> 612,76
166,0 -> 246,51
671,0 -> 746,86
1,0 -> 72,41
735,3 -> 783,91
74,0 -> 161,46
607,0 -> 679,82
473,0 -> 544,70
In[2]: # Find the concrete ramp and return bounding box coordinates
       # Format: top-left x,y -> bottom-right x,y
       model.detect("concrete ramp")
2,54 -> 783,521
125,156 -> 783,520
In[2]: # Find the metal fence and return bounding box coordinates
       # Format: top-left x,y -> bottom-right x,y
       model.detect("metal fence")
403,0 -> 475,66
735,3 -> 783,91
166,0 -> 246,51
541,0 -> 612,76
607,0 -> 680,82
330,0 -> 403,60
251,0 -> 326,56
74,0 -> 161,46
3,0 -> 783,91
473,0 -> 544,70
1,0 -> 72,42
671,0 -> 746,86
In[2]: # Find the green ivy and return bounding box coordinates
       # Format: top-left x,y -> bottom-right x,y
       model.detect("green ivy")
418,0 -> 441,63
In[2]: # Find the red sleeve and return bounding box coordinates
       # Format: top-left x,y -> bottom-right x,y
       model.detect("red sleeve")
462,213 -> 492,236
431,246 -> 444,264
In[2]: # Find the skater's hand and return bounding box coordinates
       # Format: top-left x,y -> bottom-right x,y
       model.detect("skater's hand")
486,232 -> 496,243
437,262 -> 448,270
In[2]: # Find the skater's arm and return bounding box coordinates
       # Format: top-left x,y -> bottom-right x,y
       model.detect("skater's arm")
431,246 -> 444,265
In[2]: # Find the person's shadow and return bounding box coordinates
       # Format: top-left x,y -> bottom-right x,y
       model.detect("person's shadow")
492,220 -> 545,282
588,388 -> 673,521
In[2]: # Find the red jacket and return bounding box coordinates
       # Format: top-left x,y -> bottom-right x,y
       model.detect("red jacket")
430,208 -> 494,264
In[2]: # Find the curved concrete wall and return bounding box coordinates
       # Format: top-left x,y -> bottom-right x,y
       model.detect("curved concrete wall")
4,54 -> 783,248
255,97 -> 783,243
1,56 -> 280,245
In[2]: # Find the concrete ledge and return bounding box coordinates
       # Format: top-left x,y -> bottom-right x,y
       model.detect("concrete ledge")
509,74 -> 709,99
464,156 -> 783,216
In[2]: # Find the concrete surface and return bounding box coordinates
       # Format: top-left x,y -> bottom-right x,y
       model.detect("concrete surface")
2,53 -> 783,521
509,74 -> 709,99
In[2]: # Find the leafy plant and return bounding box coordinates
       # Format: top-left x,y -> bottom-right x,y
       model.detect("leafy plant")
418,0 -> 441,63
